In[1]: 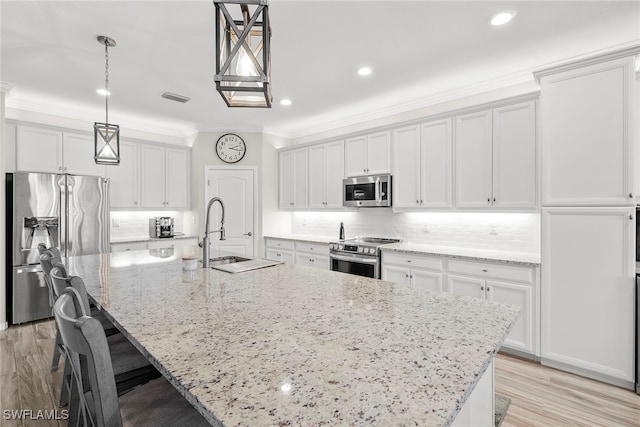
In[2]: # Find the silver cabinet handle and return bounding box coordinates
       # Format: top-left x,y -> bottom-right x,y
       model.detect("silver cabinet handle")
629,193 -> 633,198
480,286 -> 485,291
482,269 -> 488,273
486,286 -> 490,292
487,198 -> 491,204
405,274 -> 409,278
630,214 -> 633,220
243,232 -> 253,236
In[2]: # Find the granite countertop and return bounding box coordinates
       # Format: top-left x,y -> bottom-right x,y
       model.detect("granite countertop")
264,234 -> 540,265
111,234 -> 199,244
68,249 -> 519,426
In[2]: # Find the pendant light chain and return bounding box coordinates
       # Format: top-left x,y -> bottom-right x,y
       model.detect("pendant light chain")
104,42 -> 109,124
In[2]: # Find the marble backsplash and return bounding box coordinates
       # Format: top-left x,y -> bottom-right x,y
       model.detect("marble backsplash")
291,210 -> 540,254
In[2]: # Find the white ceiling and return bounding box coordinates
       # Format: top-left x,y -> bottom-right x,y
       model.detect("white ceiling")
1,1 -> 639,140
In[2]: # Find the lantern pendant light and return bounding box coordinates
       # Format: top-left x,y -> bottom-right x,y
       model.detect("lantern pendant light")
94,35 -> 120,165
214,0 -> 272,108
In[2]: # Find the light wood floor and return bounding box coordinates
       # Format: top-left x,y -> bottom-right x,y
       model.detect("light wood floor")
1,320 -> 639,426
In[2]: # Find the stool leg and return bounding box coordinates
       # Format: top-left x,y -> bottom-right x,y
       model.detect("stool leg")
51,328 -> 62,371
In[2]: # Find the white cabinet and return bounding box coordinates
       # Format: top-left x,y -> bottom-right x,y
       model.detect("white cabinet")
309,140 -> 344,209
148,238 -> 198,250
107,141 -> 140,208
294,241 -> 330,270
345,130 -> 391,177
264,238 -> 296,264
447,259 -> 538,355
16,125 -> 105,176
538,55 -> 636,206
279,148 -> 308,209
111,241 -> 148,253
381,252 -> 444,293
541,207 -> 635,385
392,119 -> 452,208
140,145 -> 190,209
455,101 -> 536,209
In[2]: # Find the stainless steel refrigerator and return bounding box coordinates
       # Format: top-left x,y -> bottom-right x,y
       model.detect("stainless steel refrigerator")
6,172 -> 110,324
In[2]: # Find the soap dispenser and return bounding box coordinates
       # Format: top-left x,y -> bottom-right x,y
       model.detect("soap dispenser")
339,222 -> 345,241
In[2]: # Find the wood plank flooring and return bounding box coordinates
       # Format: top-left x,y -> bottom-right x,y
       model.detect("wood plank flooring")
1,320 -> 639,426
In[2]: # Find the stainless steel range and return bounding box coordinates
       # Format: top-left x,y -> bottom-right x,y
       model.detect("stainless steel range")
329,237 -> 400,279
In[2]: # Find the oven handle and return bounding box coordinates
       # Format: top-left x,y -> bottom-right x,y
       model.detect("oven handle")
330,253 -> 378,264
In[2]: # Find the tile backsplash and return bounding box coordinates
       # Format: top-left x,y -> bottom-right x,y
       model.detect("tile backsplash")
292,210 -> 540,254
110,211 -> 198,241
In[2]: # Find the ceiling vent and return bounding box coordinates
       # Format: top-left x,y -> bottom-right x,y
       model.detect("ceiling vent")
161,91 -> 190,103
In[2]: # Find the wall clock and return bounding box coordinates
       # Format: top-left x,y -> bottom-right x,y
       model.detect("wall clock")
216,133 -> 246,163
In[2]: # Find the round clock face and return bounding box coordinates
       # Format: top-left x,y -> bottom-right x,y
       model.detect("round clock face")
216,133 -> 246,163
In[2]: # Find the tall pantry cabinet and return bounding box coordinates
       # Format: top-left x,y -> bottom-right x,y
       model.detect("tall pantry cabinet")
537,48 -> 639,387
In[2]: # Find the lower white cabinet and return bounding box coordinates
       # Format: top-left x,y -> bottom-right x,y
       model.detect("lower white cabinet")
447,259 -> 538,356
265,238 -> 296,264
541,207 -> 635,386
111,241 -> 148,253
294,241 -> 330,270
381,252 -> 444,293
111,238 -> 198,254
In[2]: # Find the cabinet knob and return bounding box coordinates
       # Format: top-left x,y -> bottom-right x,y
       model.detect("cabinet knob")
630,214 -> 634,220
416,200 -> 419,204
410,275 -> 413,279
493,198 -> 496,203
405,274 -> 409,278
482,269 -> 488,273
420,200 -> 423,204
407,259 -> 411,263
629,193 -> 633,198
134,201 -> 138,206
486,286 -> 490,292
480,286 -> 485,291
290,202 -> 294,206
487,198 -> 491,204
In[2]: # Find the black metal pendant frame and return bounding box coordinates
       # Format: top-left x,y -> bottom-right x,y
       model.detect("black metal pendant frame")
94,122 -> 120,165
214,0 -> 272,108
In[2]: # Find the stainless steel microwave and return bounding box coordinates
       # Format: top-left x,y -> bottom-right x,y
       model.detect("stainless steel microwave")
343,174 -> 392,207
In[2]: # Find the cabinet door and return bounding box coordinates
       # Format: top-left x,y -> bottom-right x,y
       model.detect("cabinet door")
140,145 -> 166,208
381,264 -> 410,285
447,274 -> 485,299
541,207 -> 635,382
63,132 -> 106,176
455,110 -> 493,208
486,279 -> 533,353
279,150 -> 294,208
266,249 -> 294,264
366,130 -> 391,175
165,148 -> 189,209
107,141 -> 139,208
392,125 -> 421,208
16,125 -> 62,173
492,102 -> 536,208
411,269 -> 444,293
295,253 -> 315,268
345,135 -> 367,177
312,253 -> 330,270
308,144 -> 326,209
540,57 -> 635,206
292,149 -> 308,208
324,140 -> 345,208
421,118 -> 452,208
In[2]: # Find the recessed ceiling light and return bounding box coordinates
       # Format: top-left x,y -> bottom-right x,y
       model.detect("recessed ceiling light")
357,67 -> 373,77
96,88 -> 111,96
280,98 -> 292,106
490,10 -> 516,26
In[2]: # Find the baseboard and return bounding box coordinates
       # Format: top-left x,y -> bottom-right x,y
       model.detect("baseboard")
541,357 -> 635,390
499,347 -> 540,363
0,321 -> 8,331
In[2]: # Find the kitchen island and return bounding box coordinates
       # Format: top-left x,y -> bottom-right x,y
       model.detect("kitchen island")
67,249 -> 519,426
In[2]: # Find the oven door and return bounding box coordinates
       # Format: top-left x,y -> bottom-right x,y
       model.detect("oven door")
330,252 -> 379,279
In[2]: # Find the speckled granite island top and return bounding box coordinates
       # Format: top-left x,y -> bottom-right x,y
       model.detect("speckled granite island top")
68,250 -> 519,426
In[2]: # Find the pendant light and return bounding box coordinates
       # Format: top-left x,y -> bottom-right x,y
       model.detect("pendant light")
94,35 -> 120,165
214,0 -> 272,108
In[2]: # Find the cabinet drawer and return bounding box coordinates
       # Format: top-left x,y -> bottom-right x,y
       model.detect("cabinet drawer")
111,242 -> 148,253
447,259 -> 533,283
382,251 -> 443,271
295,241 -> 329,255
265,239 -> 295,250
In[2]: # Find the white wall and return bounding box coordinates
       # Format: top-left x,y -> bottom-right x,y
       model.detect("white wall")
291,210 -> 540,254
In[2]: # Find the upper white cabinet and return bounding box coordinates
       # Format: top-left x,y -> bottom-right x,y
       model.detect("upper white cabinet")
16,125 -> 105,176
309,140 -> 344,209
392,119 -> 452,208
279,148 -> 308,209
140,144 -> 190,209
107,141 -> 140,208
541,207 -> 635,384
345,130 -> 391,177
538,54 -> 637,206
455,101 -> 536,209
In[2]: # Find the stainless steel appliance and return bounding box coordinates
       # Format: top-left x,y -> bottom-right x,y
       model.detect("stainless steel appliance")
343,174 -> 392,207
329,237 -> 400,279
149,217 -> 174,238
6,172 -> 110,324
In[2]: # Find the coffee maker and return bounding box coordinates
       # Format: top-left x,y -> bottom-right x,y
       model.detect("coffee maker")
149,217 -> 174,238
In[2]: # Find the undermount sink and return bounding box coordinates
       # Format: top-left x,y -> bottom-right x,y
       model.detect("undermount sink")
209,255 -> 251,266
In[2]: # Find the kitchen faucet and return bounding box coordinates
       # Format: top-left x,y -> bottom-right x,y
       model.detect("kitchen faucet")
201,197 -> 225,268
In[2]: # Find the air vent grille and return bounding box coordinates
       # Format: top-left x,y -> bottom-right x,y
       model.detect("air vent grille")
161,91 -> 190,103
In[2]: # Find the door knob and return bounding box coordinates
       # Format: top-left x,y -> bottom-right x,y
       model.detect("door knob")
243,232 -> 253,236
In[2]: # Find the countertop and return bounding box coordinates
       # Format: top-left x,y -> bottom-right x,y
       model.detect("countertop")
110,234 -> 199,244
264,234 -> 541,265
68,249 -> 519,426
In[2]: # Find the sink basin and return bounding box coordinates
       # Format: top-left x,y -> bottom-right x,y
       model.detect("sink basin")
209,255 -> 251,266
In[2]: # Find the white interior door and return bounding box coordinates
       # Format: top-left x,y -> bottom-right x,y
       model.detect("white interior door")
206,168 -> 255,258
